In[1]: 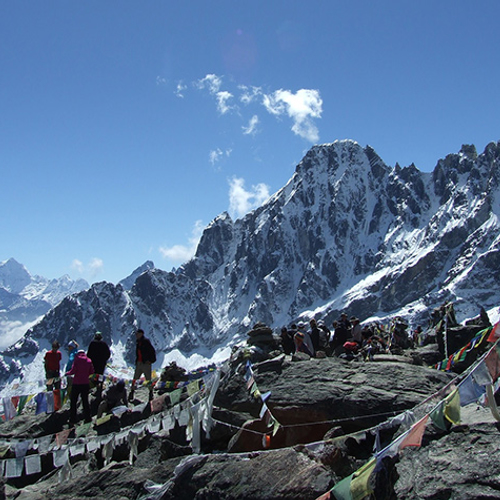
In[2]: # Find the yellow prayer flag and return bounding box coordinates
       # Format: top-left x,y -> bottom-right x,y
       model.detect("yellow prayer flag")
187,380 -> 200,397
95,414 -> 113,426
444,388 -> 461,425
350,457 -> 376,500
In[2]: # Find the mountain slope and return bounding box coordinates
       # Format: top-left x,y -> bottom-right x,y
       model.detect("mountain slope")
3,140 -> 500,382
0,259 -> 89,350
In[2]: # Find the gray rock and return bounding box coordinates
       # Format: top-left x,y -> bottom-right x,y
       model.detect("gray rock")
395,422 -> 500,499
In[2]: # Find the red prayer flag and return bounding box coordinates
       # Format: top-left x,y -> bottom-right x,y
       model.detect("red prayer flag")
487,323 -> 499,343
400,415 -> 429,449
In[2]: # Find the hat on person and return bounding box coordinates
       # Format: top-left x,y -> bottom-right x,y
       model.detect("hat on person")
68,340 -> 78,349
94,331 -> 103,340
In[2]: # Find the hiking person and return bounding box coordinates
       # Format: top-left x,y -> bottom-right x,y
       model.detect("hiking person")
87,331 -> 111,396
318,322 -> 332,355
87,331 -> 111,376
280,326 -> 295,355
330,314 -> 351,355
294,331 -> 314,357
309,319 -> 321,353
351,317 -> 362,344
130,328 -> 156,401
44,341 -> 62,391
97,379 -> 128,418
297,323 -> 315,357
66,350 -> 95,424
65,340 -> 79,396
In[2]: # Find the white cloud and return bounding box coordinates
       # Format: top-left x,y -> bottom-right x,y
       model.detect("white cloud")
196,74 -> 222,94
71,259 -> 84,274
156,76 -> 167,86
228,177 -> 270,218
239,85 -> 262,105
175,81 -> 187,98
262,88 -> 322,142
159,220 -> 204,263
216,90 -> 234,115
89,258 -> 104,276
192,75 -> 322,142
209,148 -> 232,166
0,318 -> 41,350
242,115 -> 259,135
71,258 -> 104,280
196,74 -> 235,114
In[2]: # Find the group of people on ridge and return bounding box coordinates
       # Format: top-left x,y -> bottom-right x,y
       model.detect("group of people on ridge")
43,328 -> 156,425
280,313 -> 411,359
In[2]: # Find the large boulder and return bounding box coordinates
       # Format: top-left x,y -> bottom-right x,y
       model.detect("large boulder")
215,355 -> 453,451
395,420 -> 500,499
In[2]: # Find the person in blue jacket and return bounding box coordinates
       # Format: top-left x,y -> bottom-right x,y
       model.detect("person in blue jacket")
65,340 -> 79,396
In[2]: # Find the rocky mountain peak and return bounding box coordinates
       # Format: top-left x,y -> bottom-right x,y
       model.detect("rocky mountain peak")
2,140 -> 500,386
0,258 -> 31,294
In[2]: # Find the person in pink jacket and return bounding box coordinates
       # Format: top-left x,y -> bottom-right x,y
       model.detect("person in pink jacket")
66,350 -> 95,424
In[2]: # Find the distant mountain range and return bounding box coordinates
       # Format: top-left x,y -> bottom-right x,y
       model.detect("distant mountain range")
2,139 -> 500,389
0,259 -> 89,348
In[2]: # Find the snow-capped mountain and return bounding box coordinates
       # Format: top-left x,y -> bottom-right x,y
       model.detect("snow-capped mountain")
0,258 -> 89,349
118,260 -> 155,291
3,140 -> 500,386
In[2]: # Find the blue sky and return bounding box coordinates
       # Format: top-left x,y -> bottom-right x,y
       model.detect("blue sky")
1,1 -> 499,285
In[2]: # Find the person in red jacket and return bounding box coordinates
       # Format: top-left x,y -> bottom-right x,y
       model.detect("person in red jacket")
66,350 -> 95,424
44,341 -> 62,391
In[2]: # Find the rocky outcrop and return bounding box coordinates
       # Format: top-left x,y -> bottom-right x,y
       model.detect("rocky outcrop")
1,345 -> 499,499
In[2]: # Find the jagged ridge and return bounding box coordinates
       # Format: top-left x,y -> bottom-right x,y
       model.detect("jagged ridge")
3,140 -> 500,379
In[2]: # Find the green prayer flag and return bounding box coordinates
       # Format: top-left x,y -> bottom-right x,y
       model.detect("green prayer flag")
169,388 -> 182,405
332,473 -> 354,500
17,395 -> 28,415
430,401 -> 448,430
76,422 -> 92,437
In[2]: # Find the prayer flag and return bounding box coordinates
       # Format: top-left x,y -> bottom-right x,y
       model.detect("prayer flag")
4,458 -> 24,478
187,380 -> 200,397
24,454 -> 42,475
95,414 -> 113,427
75,422 -> 92,438
487,323 -> 499,342
444,389 -> 461,425
17,395 -> 29,415
246,376 -> 255,390
315,491 -> 331,500
169,388 -> 182,406
53,448 -> 69,468
15,440 -> 32,458
459,375 -> 485,406
472,361 -> 493,386
485,348 -> 500,382
46,391 -> 55,413
351,457 -> 376,500
430,401 -> 448,431
2,397 -> 16,420
56,429 -> 71,448
400,415 -> 428,449
331,472 -> 354,500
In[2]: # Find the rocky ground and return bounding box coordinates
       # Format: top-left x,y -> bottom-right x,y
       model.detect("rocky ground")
1,342 -> 499,499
